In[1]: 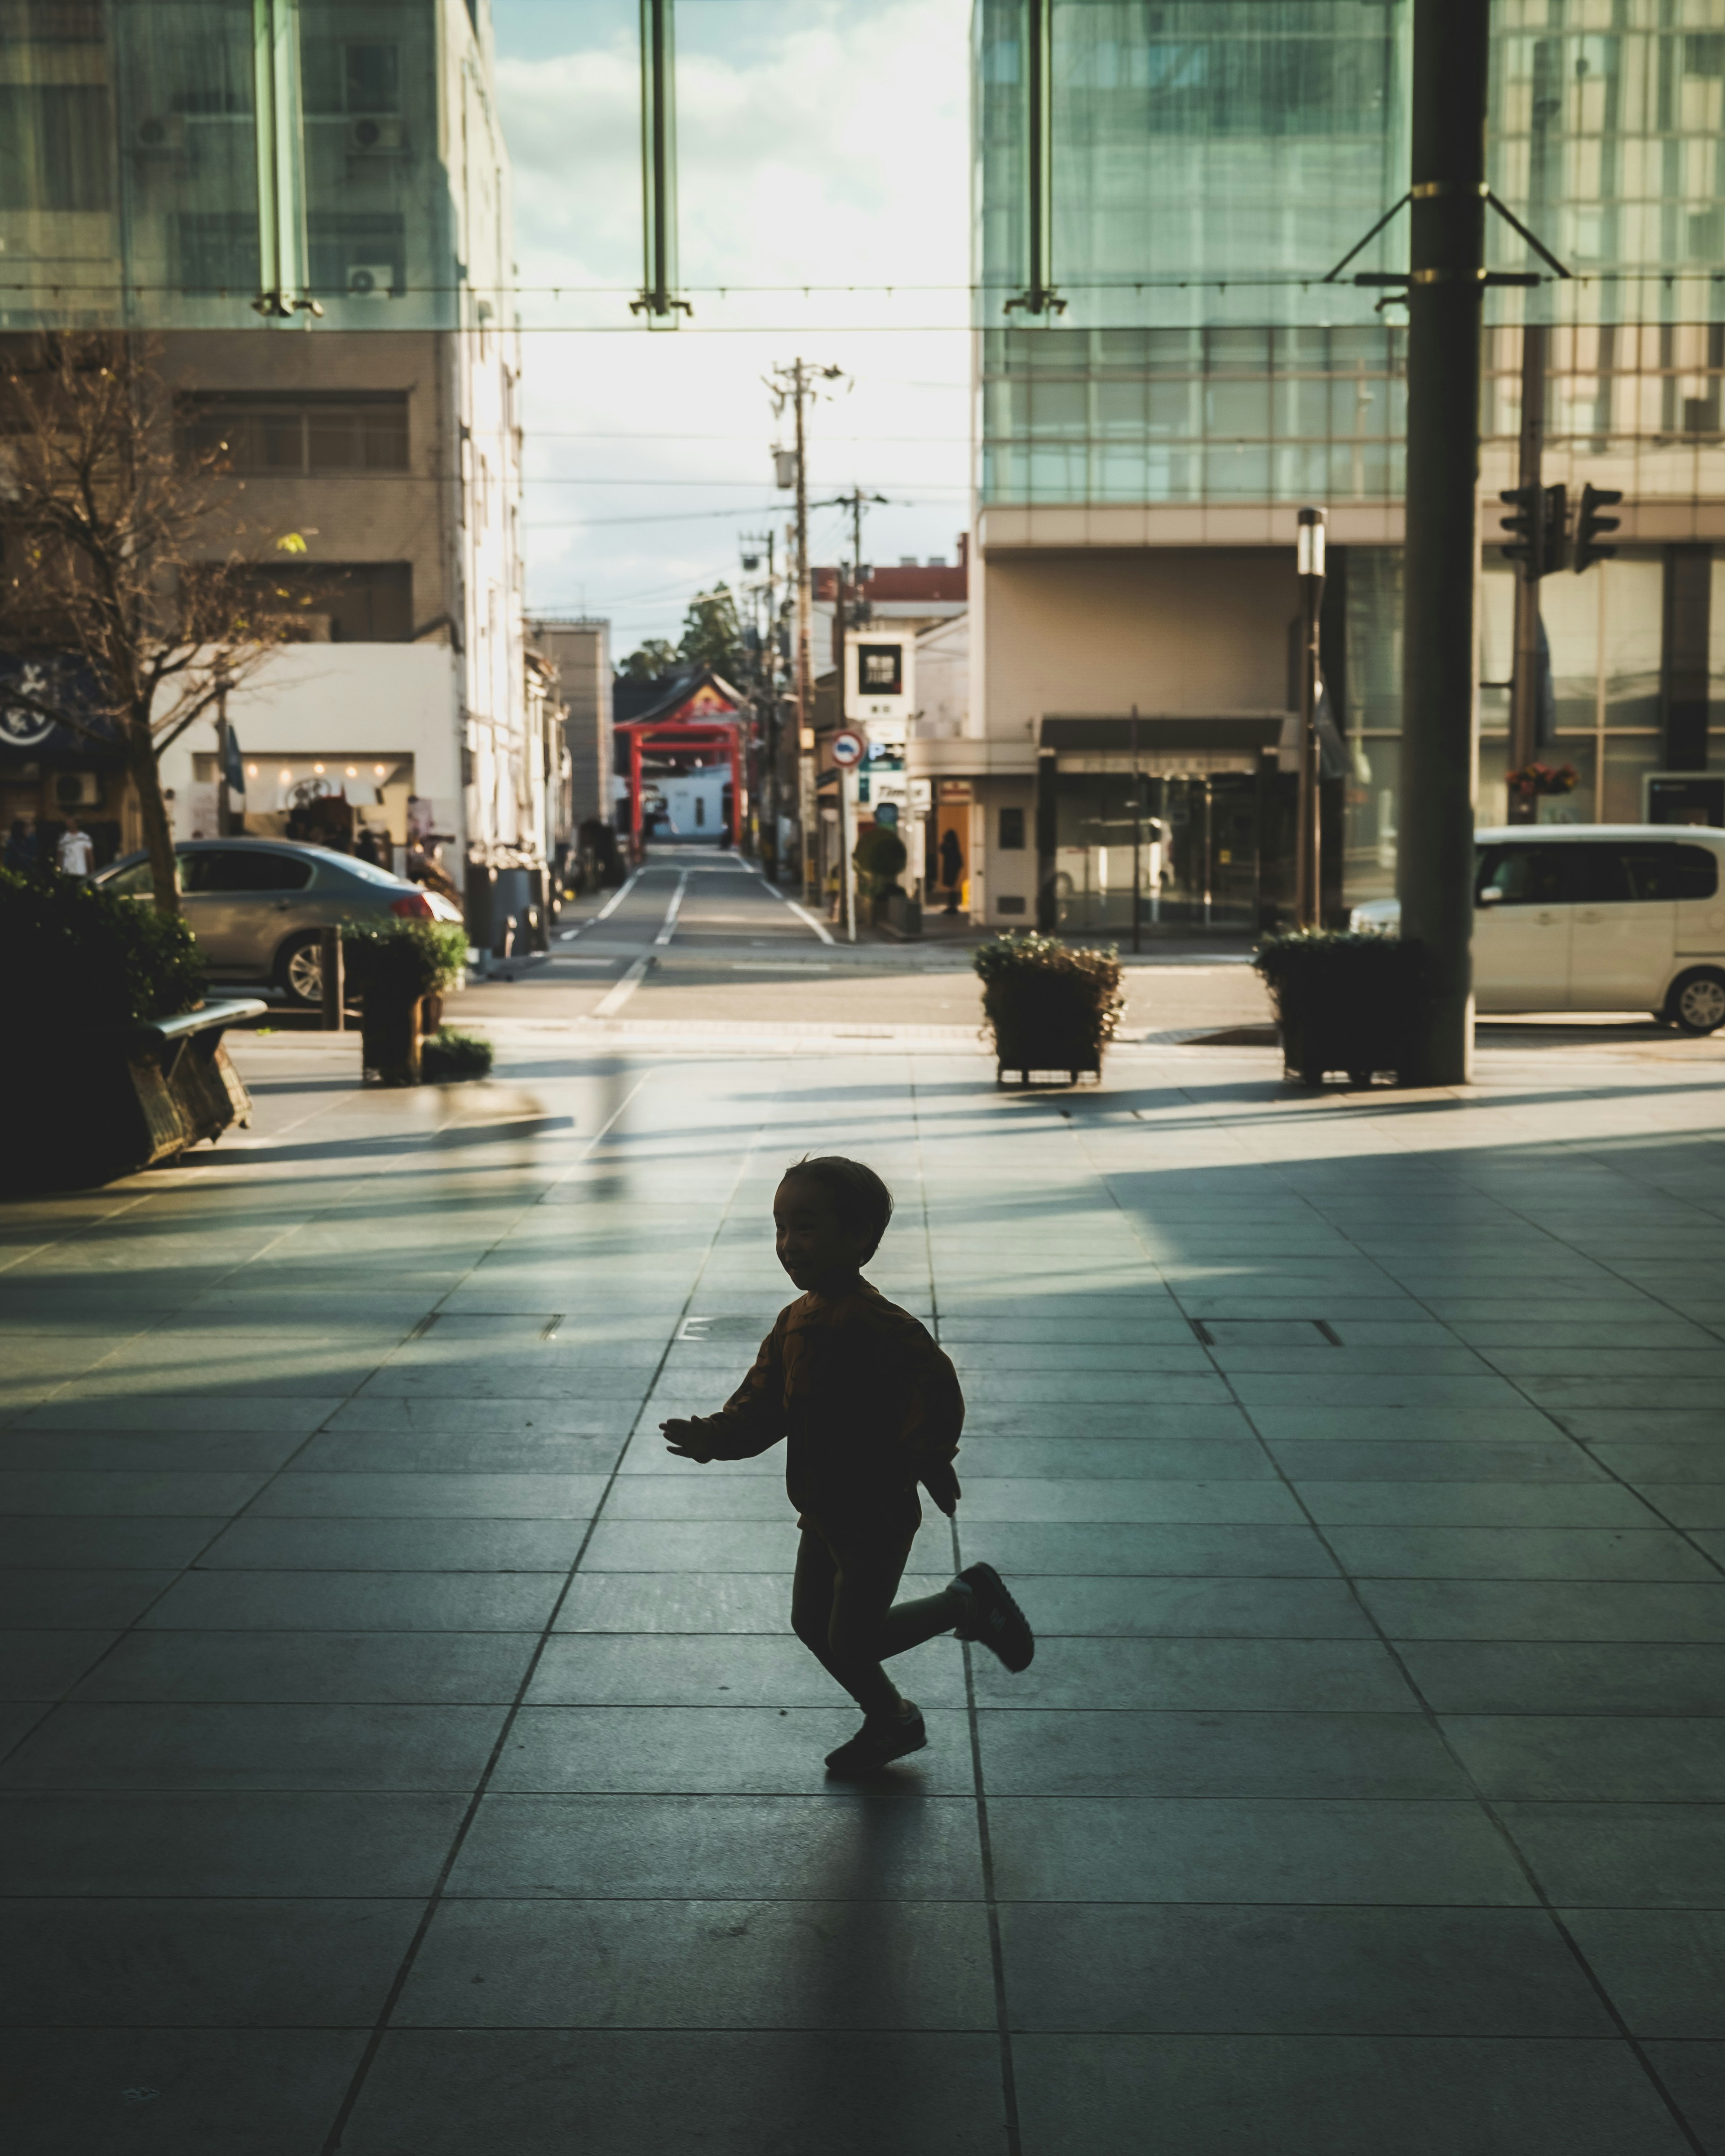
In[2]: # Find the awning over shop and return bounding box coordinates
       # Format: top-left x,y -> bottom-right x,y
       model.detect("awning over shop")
1039,714 -> 1285,774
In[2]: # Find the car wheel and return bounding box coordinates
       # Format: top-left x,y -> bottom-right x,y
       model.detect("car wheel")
1666,967 -> 1725,1035
276,932 -> 324,1009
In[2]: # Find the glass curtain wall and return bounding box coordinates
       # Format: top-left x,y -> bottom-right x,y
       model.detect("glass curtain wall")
0,0 -> 464,332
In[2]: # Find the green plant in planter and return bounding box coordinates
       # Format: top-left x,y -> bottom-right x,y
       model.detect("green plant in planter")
1253,929 -> 1429,1086
974,931 -> 1124,1084
422,1028 -> 495,1082
3,866 -> 204,1026
341,919 -> 468,1085
853,822 -> 908,901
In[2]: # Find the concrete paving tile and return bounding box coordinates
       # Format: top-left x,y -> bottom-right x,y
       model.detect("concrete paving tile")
1226,1374 -> 1530,1407
1644,2040 -> 1725,2147
1210,1347 -> 1489,1378
195,1516 -> 587,1572
341,2030 -> 1007,2156
956,1479 -> 1303,1524
553,1571 -> 818,1633
1295,1482 -> 1657,1528
13,1396 -> 345,1432
937,1318 -> 1194,1343
945,1339 -> 1208,1367
579,1518 -> 809,1571
398,1896 -> 995,2027
956,1366 -> 1221,1400
294,1429 -> 625,1476
524,1632 -> 968,1709
0,1898 -> 418,2025
602,1474 -> 798,1520
951,1436 -> 1276,1480
0,1789 -> 464,1894
251,1471 -> 610,1518
68,1630 -> 538,1704
323,1397 -> 636,1436
1628,1485 -> 1725,1530
1504,1803 -> 1725,1906
1010,2034 -> 1692,2156
955,1521 -> 1336,1577
1,2029 -> 367,2156
0,1570 -> 177,1630
1442,1715 -> 1725,1800
1247,1406 -> 1564,1444
0,1431 -> 302,1474
1399,1642 -> 1725,1714
1269,1440 -> 1605,1483
139,1569 -> 562,1632
969,1636 -> 1412,1712
1589,1445 -> 1725,1484
0,1630 -> 119,1698
1323,1526 -> 1718,1582
498,1705 -> 976,1794
0,1471 -> 268,1518
0,1519 -> 217,1570
986,1797 -> 1534,1905
1000,1904 -> 1612,2034
450,1793 -> 985,1900
952,1403 -> 1238,1435
1362,1579 -> 1725,1641
1563,1912 -> 1725,2037
1517,1378 -> 1725,1411
1017,1576 -> 1374,1638
978,1709 -> 1460,1798
0,1700 -> 510,1790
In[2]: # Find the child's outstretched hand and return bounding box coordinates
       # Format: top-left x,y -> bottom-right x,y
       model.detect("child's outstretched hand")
921,1462 -> 961,1516
661,1418 -> 710,1462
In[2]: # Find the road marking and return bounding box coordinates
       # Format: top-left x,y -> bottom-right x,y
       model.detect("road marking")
653,870 -> 690,947
590,955 -> 654,1017
590,869 -> 644,925
747,865 -> 836,946
727,961 -> 836,972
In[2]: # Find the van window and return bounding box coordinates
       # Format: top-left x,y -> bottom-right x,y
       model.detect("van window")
1476,844 -> 1569,905
1570,841 -> 1721,903
1675,844 -> 1721,899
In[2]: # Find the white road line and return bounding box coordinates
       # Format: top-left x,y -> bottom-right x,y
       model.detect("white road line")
653,870 -> 690,947
590,955 -> 654,1017
749,867 -> 835,946
590,868 -> 644,925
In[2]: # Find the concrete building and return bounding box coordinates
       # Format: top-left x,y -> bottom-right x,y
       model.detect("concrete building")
526,614 -> 615,849
963,0 -> 1725,935
0,0 -> 546,941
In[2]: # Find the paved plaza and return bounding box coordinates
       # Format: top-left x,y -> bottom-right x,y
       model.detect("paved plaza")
4,948 -> 1725,2150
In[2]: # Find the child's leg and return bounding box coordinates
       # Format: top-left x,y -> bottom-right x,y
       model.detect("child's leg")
824,1534 -> 968,1718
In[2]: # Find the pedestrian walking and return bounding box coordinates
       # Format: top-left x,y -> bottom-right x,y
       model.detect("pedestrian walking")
938,824 -> 964,914
4,815 -> 39,872
56,814 -> 95,879
661,1155 -> 1033,1774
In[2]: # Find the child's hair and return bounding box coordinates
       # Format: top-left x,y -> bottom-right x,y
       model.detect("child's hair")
782,1155 -> 893,1258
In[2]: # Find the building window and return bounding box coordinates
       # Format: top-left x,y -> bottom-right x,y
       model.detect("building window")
0,85 -> 115,212
999,805 -> 1026,849
204,562 -> 414,643
179,394 -> 409,475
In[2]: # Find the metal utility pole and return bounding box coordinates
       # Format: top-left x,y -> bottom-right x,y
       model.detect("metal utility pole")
1294,507 -> 1327,927
1397,0 -> 1490,1088
739,530 -> 778,867
1506,36 -> 1561,816
768,358 -> 843,903
215,676 -> 233,837
1129,705 -> 1142,954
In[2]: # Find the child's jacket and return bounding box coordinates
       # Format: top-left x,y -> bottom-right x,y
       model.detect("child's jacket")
681,1281 -> 963,1537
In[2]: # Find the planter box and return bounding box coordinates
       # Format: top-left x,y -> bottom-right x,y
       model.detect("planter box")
1278,1013 -> 1401,1087
0,998 -> 265,1192
988,981 -> 1108,1088
1255,933 -> 1425,1087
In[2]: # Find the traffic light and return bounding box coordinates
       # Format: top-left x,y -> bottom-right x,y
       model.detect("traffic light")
1574,482 -> 1622,573
1498,483 -> 1568,578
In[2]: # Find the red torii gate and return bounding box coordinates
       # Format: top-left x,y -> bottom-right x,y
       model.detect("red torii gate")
617,715 -> 744,862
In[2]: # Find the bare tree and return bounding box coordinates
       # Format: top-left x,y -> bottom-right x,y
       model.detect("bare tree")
0,334 -> 308,915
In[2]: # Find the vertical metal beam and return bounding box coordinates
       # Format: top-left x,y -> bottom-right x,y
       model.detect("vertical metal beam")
1295,508 -> 1327,927
251,0 -> 312,319
1397,0 -> 1489,1087
633,0 -> 690,320
1005,0 -> 1063,317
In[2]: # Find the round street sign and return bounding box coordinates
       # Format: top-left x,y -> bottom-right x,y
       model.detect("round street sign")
831,729 -> 866,767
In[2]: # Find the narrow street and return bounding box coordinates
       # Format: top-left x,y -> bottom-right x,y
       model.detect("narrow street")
3,1012 -> 1723,2153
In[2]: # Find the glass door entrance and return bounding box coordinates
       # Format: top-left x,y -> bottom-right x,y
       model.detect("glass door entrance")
1052,770 -> 1262,933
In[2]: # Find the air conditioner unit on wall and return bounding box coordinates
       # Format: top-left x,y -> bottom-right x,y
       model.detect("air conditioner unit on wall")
347,116 -> 403,154
134,115 -> 187,153
345,264 -> 395,300
54,771 -> 101,808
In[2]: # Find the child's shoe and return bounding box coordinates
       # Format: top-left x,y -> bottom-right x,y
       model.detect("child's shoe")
824,1700 -> 927,1775
952,1562 -> 1035,1671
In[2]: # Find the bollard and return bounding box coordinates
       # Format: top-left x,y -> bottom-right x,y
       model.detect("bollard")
319,928 -> 344,1031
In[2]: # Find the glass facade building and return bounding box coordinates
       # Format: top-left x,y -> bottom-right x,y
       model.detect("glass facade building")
973,0 -> 1725,910
0,0 -> 505,335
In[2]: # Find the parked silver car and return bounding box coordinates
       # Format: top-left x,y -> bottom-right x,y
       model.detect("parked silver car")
95,838 -> 465,1007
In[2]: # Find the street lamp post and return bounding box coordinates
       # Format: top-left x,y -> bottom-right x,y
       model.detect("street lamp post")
1294,507 -> 1327,929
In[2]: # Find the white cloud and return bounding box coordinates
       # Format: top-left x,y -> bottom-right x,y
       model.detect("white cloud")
494,0 -> 973,651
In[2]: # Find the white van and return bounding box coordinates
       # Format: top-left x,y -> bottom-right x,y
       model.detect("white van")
1349,825 -> 1725,1033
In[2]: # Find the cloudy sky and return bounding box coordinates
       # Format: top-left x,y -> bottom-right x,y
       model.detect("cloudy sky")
492,0 -> 973,662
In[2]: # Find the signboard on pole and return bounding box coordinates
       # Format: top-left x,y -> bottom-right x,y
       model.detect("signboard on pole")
831,729 -> 865,767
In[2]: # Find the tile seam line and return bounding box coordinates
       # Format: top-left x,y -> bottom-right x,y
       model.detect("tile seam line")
1072,1111 -> 1714,2155
916,1069 -> 1024,2156
315,1063 -> 773,2156
0,1073 -> 656,1776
